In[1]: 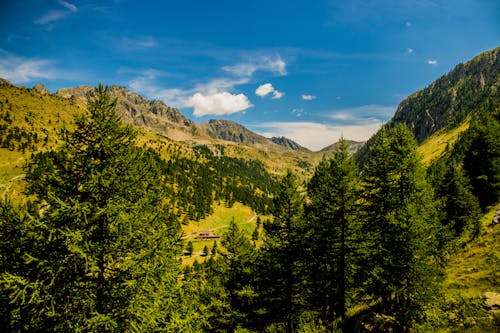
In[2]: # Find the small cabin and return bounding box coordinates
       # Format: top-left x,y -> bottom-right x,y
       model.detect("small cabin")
195,230 -> 220,240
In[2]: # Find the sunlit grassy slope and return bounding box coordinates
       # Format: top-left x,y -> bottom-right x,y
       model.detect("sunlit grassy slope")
417,117 -> 471,165
444,206 -> 499,296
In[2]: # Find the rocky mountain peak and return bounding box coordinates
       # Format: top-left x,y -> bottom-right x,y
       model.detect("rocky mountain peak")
271,136 -> 310,151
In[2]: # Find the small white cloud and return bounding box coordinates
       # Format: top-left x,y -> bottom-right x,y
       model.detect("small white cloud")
255,83 -> 274,97
405,21 -> 412,27
59,0 -> 78,12
407,48 -> 414,54
272,90 -> 284,99
301,94 -> 316,100
35,0 -> 78,25
326,104 -> 395,124
292,108 -> 304,117
255,83 -> 284,99
223,55 -> 287,77
186,92 -> 253,117
0,51 -> 55,83
427,59 -> 438,66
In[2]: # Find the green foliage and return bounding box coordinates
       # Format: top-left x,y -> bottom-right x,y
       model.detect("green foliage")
255,171 -> 306,332
0,85 -> 185,331
305,139 -> 361,324
360,124 -> 442,325
428,157 -> 482,248
463,108 -> 500,209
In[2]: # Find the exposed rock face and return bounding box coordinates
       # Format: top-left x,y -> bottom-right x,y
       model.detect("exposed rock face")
0,78 -> 13,87
56,85 -> 197,138
199,119 -> 270,145
32,83 -> 51,95
271,136 -> 310,151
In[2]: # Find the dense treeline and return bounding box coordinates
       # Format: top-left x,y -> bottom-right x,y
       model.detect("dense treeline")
162,143 -> 278,221
0,86 -> 499,332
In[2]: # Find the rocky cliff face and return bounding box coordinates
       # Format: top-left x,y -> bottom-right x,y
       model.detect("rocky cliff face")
199,119 -> 271,145
56,85 -> 197,138
271,136 -> 310,151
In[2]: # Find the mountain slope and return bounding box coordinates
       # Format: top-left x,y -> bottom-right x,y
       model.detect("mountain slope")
390,47 -> 499,143
198,119 -> 271,146
271,136 -> 310,151
320,139 -> 364,155
356,47 -> 500,165
56,85 -> 198,140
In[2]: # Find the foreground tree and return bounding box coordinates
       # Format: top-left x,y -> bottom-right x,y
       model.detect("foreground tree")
360,124 -> 441,325
1,85 -> 183,331
305,139 -> 360,326
255,171 -> 306,332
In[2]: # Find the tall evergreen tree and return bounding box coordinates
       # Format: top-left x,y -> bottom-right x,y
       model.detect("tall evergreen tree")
255,171 -> 306,332
207,218 -> 256,330
1,85 -> 183,331
428,157 -> 481,246
360,124 -> 441,325
463,110 -> 500,209
305,139 -> 360,326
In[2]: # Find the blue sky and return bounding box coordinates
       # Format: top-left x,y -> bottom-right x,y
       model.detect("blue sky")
0,1 -> 499,150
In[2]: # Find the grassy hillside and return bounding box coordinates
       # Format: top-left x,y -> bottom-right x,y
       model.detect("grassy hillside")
418,116 -> 471,165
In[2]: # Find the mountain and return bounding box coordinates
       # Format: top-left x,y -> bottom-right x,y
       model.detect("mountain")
198,119 -> 269,145
271,136 -> 310,151
356,47 -> 500,165
56,85 -> 198,140
389,47 -> 499,144
320,140 -> 364,155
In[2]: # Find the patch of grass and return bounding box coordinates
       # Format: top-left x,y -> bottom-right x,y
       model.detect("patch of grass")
418,118 -> 470,165
181,202 -> 266,265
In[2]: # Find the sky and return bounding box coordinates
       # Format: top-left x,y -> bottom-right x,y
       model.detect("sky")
0,0 -> 499,151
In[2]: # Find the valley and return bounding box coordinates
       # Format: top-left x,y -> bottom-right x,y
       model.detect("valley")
0,47 -> 499,332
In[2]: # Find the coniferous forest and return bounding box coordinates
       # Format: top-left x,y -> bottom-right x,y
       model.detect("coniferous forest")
0,48 -> 499,332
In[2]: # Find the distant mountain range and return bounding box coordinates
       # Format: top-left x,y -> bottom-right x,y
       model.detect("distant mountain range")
43,83 -> 359,153
0,48 -> 500,169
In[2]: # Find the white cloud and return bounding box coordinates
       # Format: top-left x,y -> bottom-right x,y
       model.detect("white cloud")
59,0 -> 78,12
186,92 -> 253,117
0,51 -> 55,83
301,94 -> 316,100
272,90 -> 284,99
35,0 -> 78,25
223,55 -> 287,77
255,83 -> 284,99
251,121 -> 383,151
129,52 -> 287,116
407,48 -> 414,54
128,69 -> 254,116
326,104 -> 395,124
427,59 -> 438,66
405,21 -> 412,27
292,108 -> 304,117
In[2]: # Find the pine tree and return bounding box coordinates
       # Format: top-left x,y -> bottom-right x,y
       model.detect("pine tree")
360,124 -> 441,325
429,158 -> 481,246
255,171 -> 306,332
2,85 -> 183,331
208,218 -> 256,330
305,139 -> 360,325
463,110 -> 500,209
